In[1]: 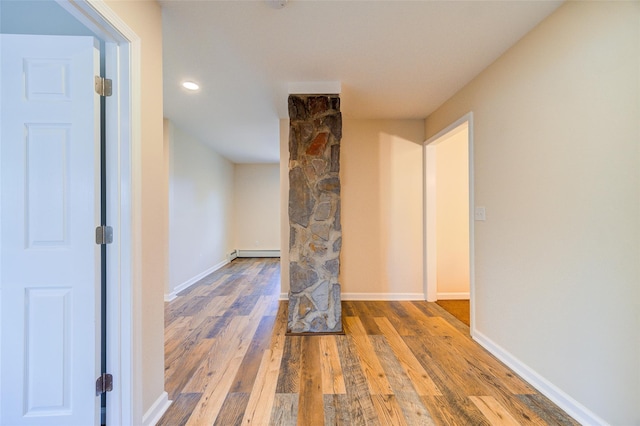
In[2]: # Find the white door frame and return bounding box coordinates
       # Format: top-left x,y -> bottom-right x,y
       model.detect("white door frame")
55,1 -> 142,424
423,112 -> 475,330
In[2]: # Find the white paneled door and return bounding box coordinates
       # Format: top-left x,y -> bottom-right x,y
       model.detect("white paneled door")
0,35 -> 101,425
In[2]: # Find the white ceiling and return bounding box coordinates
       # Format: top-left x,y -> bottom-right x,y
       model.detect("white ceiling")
161,0 -> 562,164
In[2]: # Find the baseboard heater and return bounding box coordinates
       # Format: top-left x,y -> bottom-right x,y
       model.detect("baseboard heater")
236,249 -> 280,258
228,250 -> 238,262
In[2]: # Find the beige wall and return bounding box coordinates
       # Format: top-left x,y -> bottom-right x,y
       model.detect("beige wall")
434,125 -> 469,298
104,0 -> 166,419
234,164 -> 280,251
168,133 -> 278,294
280,118 -> 424,298
425,2 -> 640,423
167,120 -> 235,295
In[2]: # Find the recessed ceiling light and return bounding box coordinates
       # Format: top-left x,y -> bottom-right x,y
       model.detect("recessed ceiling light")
182,81 -> 200,91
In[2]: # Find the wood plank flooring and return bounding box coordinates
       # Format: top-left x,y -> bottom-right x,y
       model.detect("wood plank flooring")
435,300 -> 470,327
158,258 -> 578,425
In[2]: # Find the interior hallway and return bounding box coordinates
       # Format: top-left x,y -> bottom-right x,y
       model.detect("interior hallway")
158,258 -> 577,425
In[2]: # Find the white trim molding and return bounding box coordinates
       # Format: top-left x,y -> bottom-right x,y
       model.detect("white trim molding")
473,330 -> 607,426
165,259 -> 229,302
55,1 -> 141,423
436,292 -> 470,300
141,392 -> 171,426
341,293 -> 425,301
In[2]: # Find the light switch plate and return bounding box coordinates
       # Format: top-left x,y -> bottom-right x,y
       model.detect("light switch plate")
474,207 -> 486,221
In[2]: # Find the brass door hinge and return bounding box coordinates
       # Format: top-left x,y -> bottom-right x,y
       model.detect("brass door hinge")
96,373 -> 113,395
95,76 -> 112,97
96,225 -> 113,245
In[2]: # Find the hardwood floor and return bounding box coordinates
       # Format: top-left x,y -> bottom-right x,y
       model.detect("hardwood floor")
158,258 -> 577,425
435,300 -> 470,327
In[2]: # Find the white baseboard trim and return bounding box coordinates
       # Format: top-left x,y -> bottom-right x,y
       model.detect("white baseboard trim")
164,259 -> 229,302
279,293 -> 425,301
142,391 -> 171,426
436,292 -> 470,300
342,293 -> 425,301
237,249 -> 281,258
472,330 -> 607,426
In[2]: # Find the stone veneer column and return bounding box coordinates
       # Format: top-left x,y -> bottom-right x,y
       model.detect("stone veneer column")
287,94 -> 342,334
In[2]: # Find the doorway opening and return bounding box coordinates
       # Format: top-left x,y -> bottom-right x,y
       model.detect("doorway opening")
424,113 -> 474,329
59,2 -> 141,422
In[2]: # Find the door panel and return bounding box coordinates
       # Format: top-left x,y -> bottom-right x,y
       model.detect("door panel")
27,125 -> 71,246
1,34 -> 100,426
25,288 -> 72,415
